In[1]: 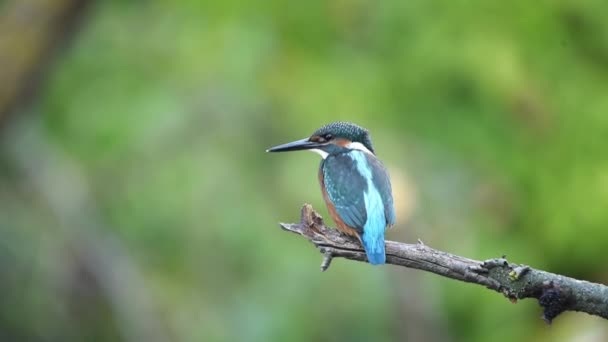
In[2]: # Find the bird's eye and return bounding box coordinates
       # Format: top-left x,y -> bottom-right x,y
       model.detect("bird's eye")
324,134 -> 333,140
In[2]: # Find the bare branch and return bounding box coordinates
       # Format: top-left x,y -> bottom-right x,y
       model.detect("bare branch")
280,204 -> 608,323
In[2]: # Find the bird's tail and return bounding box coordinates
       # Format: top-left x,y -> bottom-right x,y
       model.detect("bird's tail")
362,229 -> 386,265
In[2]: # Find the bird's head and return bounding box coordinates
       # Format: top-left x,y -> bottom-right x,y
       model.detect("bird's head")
266,122 -> 375,158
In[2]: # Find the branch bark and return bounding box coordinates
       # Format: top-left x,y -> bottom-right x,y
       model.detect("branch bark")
280,204 -> 608,323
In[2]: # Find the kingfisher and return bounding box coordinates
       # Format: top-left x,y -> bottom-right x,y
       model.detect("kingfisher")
267,122 -> 395,265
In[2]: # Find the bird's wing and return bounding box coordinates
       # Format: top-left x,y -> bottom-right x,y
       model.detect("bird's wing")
321,154 -> 368,231
367,155 -> 396,226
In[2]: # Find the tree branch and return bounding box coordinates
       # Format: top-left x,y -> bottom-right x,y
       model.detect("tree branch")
0,0 -> 93,126
280,204 -> 608,323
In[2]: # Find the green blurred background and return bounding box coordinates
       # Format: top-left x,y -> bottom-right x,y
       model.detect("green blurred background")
1,0 -> 608,341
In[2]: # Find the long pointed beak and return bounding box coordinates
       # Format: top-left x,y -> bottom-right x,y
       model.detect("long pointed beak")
266,138 -> 323,153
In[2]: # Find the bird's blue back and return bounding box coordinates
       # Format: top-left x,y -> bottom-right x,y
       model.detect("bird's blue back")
321,150 -> 395,264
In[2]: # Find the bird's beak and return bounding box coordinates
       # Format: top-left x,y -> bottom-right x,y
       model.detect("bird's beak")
266,138 -> 323,153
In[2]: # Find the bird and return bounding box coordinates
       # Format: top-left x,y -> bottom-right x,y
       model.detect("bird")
267,122 -> 395,265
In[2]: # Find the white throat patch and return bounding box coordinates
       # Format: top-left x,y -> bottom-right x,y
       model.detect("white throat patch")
309,149 -> 329,159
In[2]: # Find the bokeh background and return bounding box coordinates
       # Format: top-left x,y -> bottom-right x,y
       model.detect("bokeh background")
1,0 -> 608,341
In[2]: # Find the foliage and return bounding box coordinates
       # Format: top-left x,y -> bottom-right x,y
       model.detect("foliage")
1,0 -> 608,341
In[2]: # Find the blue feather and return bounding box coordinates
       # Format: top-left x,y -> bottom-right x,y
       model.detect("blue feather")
351,151 -> 387,265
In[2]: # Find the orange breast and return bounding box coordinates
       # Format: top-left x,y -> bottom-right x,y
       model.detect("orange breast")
318,167 -> 362,241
